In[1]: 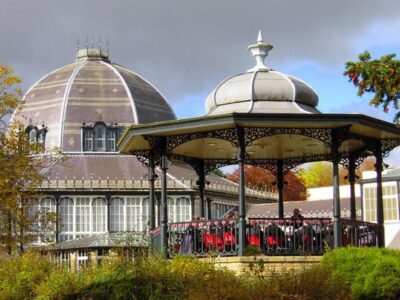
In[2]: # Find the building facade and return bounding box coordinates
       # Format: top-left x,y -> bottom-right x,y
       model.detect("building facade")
13,46 -> 276,246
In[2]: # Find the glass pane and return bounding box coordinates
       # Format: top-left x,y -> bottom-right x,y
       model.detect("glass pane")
59,198 -> 74,233
110,198 -> 124,232
94,125 -> 106,151
92,198 -> 107,232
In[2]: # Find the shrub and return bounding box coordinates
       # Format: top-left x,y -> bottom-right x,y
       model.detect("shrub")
321,247 -> 400,300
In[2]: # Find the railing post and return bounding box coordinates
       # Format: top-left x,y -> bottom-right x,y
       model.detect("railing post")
374,140 -> 385,247
331,129 -> 342,248
237,127 -> 247,256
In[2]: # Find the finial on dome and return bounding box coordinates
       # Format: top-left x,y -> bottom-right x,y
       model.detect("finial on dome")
257,30 -> 263,43
247,30 -> 273,72
75,35 -> 110,62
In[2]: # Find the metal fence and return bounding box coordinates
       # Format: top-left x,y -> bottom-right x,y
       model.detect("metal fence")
341,219 -> 380,247
247,218 -> 333,255
168,219 -> 238,257
167,217 -> 382,257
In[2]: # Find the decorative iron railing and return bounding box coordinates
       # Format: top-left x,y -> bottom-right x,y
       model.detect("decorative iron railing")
168,219 -> 238,257
247,218 -> 333,255
341,219 -> 380,247
38,178 -> 278,200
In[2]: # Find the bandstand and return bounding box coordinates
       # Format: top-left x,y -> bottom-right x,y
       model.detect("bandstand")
118,32 -> 400,257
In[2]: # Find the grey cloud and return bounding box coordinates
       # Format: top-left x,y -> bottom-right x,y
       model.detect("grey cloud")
1,0 -> 400,113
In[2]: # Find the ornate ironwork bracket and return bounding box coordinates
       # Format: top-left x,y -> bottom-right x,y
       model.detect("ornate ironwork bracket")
381,139 -> 400,158
243,127 -> 333,148
165,128 -> 239,152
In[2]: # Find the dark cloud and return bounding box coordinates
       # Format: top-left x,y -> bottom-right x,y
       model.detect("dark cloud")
1,0 -> 400,112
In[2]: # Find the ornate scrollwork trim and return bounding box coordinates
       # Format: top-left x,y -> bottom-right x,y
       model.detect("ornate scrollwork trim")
244,127 -> 333,148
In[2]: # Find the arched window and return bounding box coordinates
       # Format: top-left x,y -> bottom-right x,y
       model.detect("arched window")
29,128 -> 37,143
176,197 -> 191,222
141,198 -> 149,231
126,197 -> 141,231
94,124 -> 106,151
110,197 -> 125,232
41,198 -> 56,243
82,123 -> 121,152
59,198 -> 74,241
168,197 -> 191,222
75,197 -> 90,234
92,198 -> 107,232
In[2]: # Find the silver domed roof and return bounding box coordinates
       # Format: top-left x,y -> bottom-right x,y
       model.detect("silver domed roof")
205,32 -> 320,115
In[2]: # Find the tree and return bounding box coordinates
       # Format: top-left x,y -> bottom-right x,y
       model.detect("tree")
297,158 -> 377,189
211,168 -> 225,178
297,162 -> 347,188
0,64 -> 57,255
344,51 -> 400,123
226,165 -> 307,201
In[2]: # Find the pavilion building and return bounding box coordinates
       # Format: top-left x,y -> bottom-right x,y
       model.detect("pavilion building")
12,45 -> 275,250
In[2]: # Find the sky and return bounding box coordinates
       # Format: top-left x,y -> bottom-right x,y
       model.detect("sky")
1,0 -> 400,167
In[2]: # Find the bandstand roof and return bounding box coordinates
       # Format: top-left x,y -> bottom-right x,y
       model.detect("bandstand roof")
118,112 -> 400,165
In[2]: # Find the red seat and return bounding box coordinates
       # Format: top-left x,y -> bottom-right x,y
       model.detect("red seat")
265,235 -> 280,247
203,232 -> 223,249
247,234 -> 260,247
223,231 -> 236,246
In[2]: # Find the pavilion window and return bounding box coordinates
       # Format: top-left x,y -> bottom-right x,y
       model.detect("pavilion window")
168,197 -> 191,223
82,123 -> 121,152
75,197 -> 90,234
29,128 -> 37,143
94,124 -> 106,151
364,183 -> 399,222
59,198 -> 74,241
364,185 -> 377,222
110,197 -> 125,232
40,197 -> 56,243
83,129 -> 93,151
92,198 -> 107,232
126,197 -> 141,231
175,197 -> 191,222
106,130 -> 117,151
383,183 -> 399,221
141,198 -> 149,231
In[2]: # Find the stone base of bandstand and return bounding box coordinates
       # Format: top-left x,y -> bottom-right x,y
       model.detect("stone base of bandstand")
201,256 -> 322,276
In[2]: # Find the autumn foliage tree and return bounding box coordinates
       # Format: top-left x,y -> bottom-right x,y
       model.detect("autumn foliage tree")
226,165 -> 307,201
0,64 -> 57,255
344,51 -> 400,123
297,157 -> 376,188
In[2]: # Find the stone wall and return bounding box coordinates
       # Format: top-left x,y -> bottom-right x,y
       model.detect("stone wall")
202,256 -> 322,276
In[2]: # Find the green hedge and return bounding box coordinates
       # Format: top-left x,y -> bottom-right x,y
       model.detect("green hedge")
320,247 -> 400,300
0,248 -> 399,299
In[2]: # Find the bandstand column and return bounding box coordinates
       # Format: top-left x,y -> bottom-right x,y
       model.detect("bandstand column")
105,194 -> 111,232
148,151 -> 156,254
196,160 -> 206,218
55,195 -> 60,243
349,153 -> 357,220
331,129 -> 342,248
160,141 -> 169,257
148,151 -> 156,230
237,127 -> 247,256
277,160 -> 284,218
374,141 -> 385,247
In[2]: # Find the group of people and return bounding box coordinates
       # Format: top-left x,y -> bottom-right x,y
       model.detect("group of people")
175,208 -> 309,255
